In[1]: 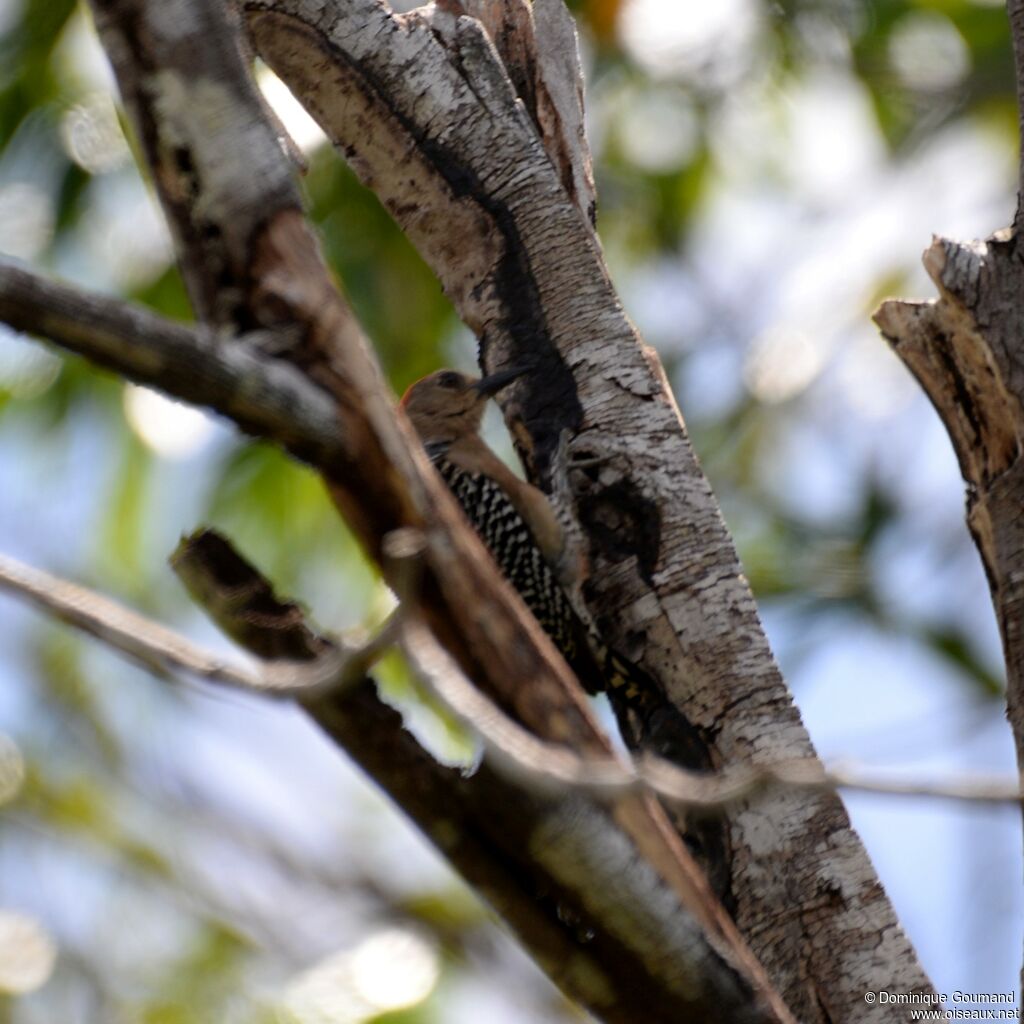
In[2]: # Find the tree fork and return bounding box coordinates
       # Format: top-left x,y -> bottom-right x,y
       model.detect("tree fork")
242,0 -> 936,1015
56,0 -> 800,1018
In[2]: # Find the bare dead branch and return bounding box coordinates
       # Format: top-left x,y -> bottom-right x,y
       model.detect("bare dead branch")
0,258 -> 344,467
872,175 -> 1024,795
874,236 -> 1024,1000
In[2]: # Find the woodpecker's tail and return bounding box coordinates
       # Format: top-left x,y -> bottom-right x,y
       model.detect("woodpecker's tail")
598,644 -> 711,768
600,645 -> 662,706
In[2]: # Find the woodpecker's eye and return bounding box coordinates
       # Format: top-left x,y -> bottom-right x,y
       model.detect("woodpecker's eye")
438,371 -> 462,389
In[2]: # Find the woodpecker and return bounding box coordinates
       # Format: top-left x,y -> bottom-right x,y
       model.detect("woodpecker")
402,366 -> 604,693
402,367 -> 730,898
402,366 -> 651,703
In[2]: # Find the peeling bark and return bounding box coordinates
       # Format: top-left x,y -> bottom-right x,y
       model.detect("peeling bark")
876,234 -> 1024,958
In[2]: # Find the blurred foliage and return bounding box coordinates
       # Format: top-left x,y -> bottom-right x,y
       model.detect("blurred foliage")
0,0 -> 1016,1020
305,151 -> 457,392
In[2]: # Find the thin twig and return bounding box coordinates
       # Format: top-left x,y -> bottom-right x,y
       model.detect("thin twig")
400,618 -> 641,793
401,620 -> 1024,809
2,548 -> 1020,807
0,551 -> 372,698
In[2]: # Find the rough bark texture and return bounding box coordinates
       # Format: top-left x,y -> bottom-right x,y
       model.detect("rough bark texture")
243,0 -> 937,1017
0,259 -> 343,468
92,0 -> 299,330
875,234 -> 1024,993
58,0 -> 798,1019
171,530 -> 770,1024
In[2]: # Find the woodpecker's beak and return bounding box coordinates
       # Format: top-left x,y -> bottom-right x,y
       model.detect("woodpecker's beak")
475,365 -> 529,397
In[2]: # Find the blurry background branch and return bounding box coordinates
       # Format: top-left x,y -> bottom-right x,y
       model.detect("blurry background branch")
3,541 -> 1021,812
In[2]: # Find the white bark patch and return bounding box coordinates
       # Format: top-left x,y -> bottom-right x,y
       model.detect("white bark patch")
149,70 -> 291,236
530,798 -> 724,999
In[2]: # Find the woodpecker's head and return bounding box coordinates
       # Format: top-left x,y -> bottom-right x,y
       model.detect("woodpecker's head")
401,367 -> 525,444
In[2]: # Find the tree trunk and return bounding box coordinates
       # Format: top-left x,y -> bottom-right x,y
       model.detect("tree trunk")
0,0 -> 963,1020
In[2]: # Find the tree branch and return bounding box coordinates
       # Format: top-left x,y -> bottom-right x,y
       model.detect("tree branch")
241,0 -> 938,1015
874,234 -> 1024,1003
874,1 -> 1024,997
9,0 -> 799,1013
873,40 -> 1024,790
0,258 -> 343,467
